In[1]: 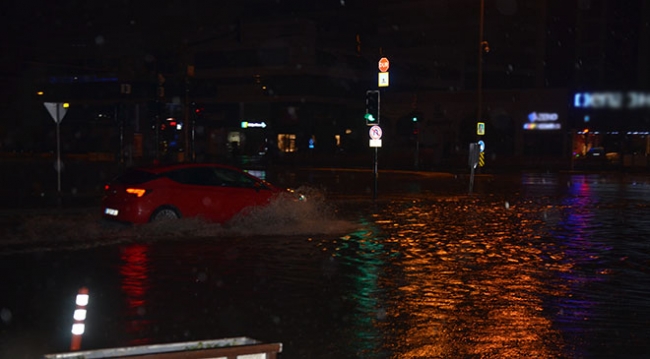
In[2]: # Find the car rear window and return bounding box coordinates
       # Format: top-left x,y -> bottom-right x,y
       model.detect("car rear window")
113,169 -> 159,185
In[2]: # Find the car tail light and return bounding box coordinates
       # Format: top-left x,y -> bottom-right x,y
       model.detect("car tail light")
126,188 -> 150,197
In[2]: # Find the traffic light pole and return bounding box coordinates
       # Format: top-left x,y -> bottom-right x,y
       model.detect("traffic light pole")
373,147 -> 378,200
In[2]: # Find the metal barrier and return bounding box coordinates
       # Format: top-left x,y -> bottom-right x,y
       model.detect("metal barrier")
43,336 -> 282,359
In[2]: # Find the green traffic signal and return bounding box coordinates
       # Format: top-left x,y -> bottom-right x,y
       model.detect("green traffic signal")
365,90 -> 380,125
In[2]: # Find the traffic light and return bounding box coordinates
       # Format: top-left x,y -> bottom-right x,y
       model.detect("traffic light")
365,90 -> 380,126
192,103 -> 205,122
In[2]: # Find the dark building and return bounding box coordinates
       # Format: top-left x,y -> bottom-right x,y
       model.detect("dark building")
3,0 -> 650,170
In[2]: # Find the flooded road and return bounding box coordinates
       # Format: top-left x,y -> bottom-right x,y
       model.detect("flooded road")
2,170 -> 650,358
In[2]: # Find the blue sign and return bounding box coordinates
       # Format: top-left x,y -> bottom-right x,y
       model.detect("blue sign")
478,140 -> 485,153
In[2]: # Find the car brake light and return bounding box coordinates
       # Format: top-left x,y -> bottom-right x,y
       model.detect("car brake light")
126,188 -> 149,197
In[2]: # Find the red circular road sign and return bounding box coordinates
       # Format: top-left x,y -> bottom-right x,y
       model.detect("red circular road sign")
369,125 -> 383,139
378,57 -> 389,72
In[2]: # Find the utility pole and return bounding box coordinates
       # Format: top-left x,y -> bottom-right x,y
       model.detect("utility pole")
477,0 -> 485,128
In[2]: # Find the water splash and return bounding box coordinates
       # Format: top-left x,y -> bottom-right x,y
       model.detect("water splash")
0,186 -> 357,254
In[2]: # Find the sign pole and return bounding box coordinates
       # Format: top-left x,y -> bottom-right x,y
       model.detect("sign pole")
368,125 -> 382,200
468,142 -> 480,194
373,147 -> 378,200
56,106 -> 61,194
44,102 -> 69,197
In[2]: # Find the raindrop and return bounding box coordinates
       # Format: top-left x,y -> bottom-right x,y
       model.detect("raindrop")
95,35 -> 105,45
505,201 -> 510,209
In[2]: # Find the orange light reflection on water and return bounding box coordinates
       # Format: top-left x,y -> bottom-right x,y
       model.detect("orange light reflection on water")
380,200 -> 570,358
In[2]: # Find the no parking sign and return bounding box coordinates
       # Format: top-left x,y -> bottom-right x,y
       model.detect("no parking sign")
369,125 -> 382,147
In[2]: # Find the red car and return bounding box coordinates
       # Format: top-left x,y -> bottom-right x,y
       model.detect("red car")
102,163 -> 286,224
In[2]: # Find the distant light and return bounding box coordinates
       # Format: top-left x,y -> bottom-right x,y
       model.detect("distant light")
345,129 -> 352,135
63,103 -> 70,109
36,91 -> 44,96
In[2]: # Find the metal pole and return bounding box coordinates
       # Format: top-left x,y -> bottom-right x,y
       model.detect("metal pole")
56,106 -> 61,194
414,137 -> 419,170
373,147 -> 378,200
191,116 -> 196,162
477,0 -> 485,125
469,165 -> 476,194
184,77 -> 190,162
117,106 -> 124,165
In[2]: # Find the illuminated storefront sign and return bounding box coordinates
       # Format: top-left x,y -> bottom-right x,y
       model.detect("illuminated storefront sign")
240,121 -> 267,128
573,91 -> 650,110
524,112 -> 561,130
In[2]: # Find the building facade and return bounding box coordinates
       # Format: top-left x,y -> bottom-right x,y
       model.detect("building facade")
5,0 -> 650,171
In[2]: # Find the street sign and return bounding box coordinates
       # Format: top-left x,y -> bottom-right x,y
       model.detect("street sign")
378,57 -> 390,72
478,140 -> 485,152
369,125 -> 382,140
370,139 -> 382,147
44,102 -> 69,124
44,102 -> 70,193
477,122 -> 485,135
241,121 -> 267,128
378,72 -> 389,87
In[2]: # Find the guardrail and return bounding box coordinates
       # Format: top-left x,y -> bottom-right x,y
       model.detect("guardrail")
43,337 -> 282,359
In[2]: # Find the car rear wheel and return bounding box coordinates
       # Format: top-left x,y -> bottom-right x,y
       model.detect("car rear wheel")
150,207 -> 180,222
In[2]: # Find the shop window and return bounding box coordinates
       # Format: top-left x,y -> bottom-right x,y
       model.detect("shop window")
277,134 -> 296,153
